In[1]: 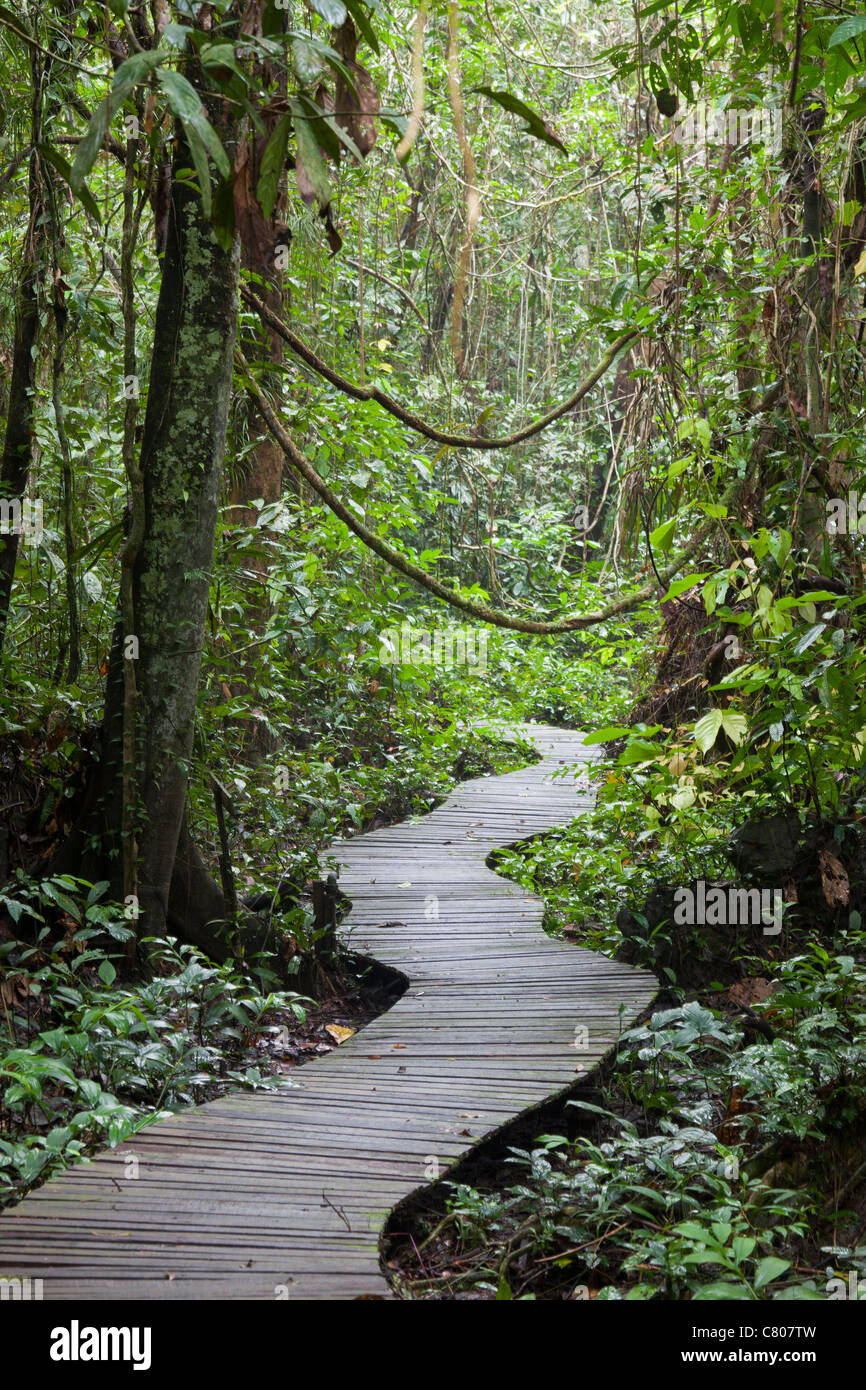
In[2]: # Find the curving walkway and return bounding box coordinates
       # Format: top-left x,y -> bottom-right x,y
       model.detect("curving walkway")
0,723 -> 656,1299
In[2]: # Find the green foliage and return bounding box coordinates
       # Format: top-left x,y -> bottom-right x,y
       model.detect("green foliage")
434,937 -> 866,1299
0,877 -> 309,1205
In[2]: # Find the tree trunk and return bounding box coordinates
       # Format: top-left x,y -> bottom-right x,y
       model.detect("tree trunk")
129,162 -> 239,935
222,265 -> 284,760
0,50 -> 42,656
54,133 -> 273,957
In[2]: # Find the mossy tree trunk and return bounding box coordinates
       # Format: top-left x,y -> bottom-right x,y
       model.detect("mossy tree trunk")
59,133 -> 270,959
128,155 -> 238,937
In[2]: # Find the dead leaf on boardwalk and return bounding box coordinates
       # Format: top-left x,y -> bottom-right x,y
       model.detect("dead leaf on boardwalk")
819,847 -> 849,907
324,1024 -> 355,1044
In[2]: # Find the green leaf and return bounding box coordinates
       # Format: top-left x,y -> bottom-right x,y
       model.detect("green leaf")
583,726 -> 630,744
293,36 -> 325,86
720,711 -> 747,746
649,518 -> 676,553
767,529 -> 792,570
180,121 -> 213,217
295,93 -> 363,162
793,622 -> 826,656
211,173 -> 236,250
70,82 -> 134,192
45,1125 -> 73,1151
199,42 -> 250,84
291,100 -> 331,210
344,0 -> 380,53
673,1220 -> 713,1242
676,416 -> 710,448
256,113 -> 292,219
98,958 -> 117,987
112,49 -> 166,88
157,70 -> 229,180
694,709 -> 723,752
661,572 -> 709,602
157,70 -> 230,177
692,1280 -> 751,1300
307,0 -> 347,23
163,22 -> 192,49
157,66 -> 204,121
380,108 -> 409,141
754,1255 -> 791,1288
617,739 -> 664,765
828,16 -> 866,49
37,143 -> 101,223
474,86 -> 567,153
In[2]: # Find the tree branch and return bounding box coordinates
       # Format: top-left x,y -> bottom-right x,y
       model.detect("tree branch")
241,286 -> 638,451
236,349 -> 779,633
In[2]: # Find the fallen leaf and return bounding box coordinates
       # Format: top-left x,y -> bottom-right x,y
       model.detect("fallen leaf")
324,1024 -> 355,1044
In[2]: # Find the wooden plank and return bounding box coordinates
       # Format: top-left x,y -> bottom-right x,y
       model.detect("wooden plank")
0,722 -> 656,1300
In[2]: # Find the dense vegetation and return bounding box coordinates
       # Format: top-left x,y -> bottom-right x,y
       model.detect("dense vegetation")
2,0 -> 866,1306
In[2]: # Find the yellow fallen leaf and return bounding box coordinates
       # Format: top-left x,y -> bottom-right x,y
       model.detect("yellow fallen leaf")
325,1024 -> 355,1044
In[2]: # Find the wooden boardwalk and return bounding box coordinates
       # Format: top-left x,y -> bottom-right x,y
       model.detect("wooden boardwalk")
0,723 -> 656,1299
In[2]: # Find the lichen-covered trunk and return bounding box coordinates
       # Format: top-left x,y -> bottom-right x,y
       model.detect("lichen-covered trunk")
49,137 -> 277,960
81,144 -> 240,945
132,170 -> 238,932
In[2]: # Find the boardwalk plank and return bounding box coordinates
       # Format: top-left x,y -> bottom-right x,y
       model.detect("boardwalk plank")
0,723 -> 656,1300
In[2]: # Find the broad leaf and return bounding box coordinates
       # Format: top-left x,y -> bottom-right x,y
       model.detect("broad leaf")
257,114 -> 292,219
754,1256 -> 791,1288
158,70 -> 230,177
70,81 -> 134,192
307,0 -> 347,23
828,15 -> 866,48
292,100 -> 332,210
474,86 -> 567,153
38,143 -> 101,223
694,709 -> 723,752
112,50 -> 166,87
649,518 -> 676,553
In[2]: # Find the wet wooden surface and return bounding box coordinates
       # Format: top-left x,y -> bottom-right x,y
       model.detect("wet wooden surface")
0,722 -> 656,1299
